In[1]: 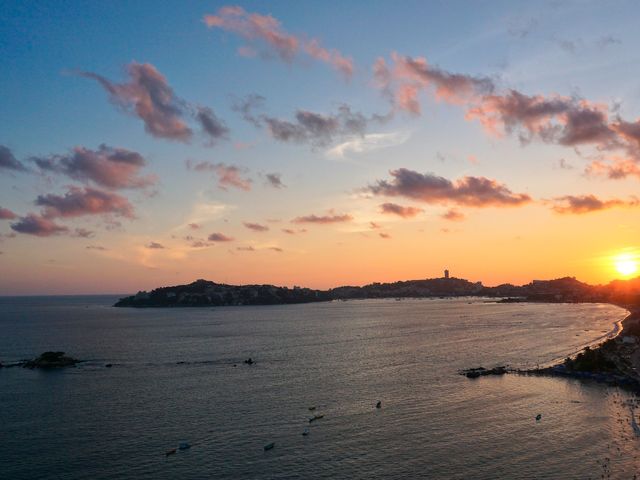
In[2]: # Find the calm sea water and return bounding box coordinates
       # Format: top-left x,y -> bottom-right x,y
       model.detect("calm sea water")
1,297 -> 638,479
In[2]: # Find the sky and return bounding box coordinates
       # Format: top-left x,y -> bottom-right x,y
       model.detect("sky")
1,0 -> 640,295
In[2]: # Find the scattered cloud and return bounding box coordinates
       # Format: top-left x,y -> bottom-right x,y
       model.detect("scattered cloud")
72,228 -> 94,238
326,131 -> 410,158
264,172 -> 285,188
372,52 -> 640,176
146,242 -> 165,249
11,214 -> 69,237
187,160 -> 252,191
234,95 -> 389,148
79,62 -> 227,145
441,209 -> 465,221
196,107 -> 229,144
86,245 -> 107,251
203,6 -> 354,79
379,232 -> 391,239
36,186 -> 135,219
208,232 -> 234,242
379,202 -> 423,218
586,157 -> 640,180
292,212 -> 353,224
551,195 -> 639,214
0,145 -> 27,172
366,168 -> 531,207
269,246 -> 283,252
243,222 -> 269,232
31,144 -> 156,190
555,158 -> 574,170
237,245 -> 255,251
0,207 -> 17,220
188,223 -> 201,230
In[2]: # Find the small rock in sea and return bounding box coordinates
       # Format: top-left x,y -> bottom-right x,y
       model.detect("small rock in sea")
105,364 -> 113,368
536,413 -> 542,421
308,406 -> 316,411
244,358 -> 255,365
23,351 -> 80,369
264,442 -> 275,451
376,401 -> 382,409
178,441 -> 191,450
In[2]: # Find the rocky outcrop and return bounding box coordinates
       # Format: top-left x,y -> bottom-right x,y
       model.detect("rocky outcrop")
22,351 -> 80,369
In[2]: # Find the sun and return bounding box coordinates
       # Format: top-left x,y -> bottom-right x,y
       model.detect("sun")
614,253 -> 638,277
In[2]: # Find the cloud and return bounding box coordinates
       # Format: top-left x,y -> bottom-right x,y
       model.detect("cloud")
379,232 -> 391,239
292,212 -> 353,224
372,52 -> 640,172
146,242 -> 165,249
374,53 -> 494,114
237,245 -> 255,251
35,186 -> 135,218
282,228 -> 306,234
31,144 -> 155,190
243,222 -> 269,232
78,62 -> 192,141
188,223 -> 201,230
72,228 -> 94,238
196,107 -> 229,143
208,232 -> 234,242
441,209 -> 465,221
379,202 -> 423,218
86,245 -> 107,251
269,246 -> 283,252
0,207 -> 17,220
203,6 -> 354,78
232,93 -> 265,127
11,214 -> 69,237
369,221 -> 382,229
466,91 -> 614,147
551,195 -> 639,214
235,95 -> 387,148
187,160 -> 252,191
263,105 -> 368,147
264,172 -> 285,188
0,145 -> 27,172
326,131 -> 410,158
556,158 -> 574,170
586,158 -> 640,179
366,168 -> 531,207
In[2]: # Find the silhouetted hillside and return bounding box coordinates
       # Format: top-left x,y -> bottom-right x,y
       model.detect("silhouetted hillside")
115,275 -> 640,307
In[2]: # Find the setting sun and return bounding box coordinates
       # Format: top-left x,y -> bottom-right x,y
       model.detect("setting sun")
614,254 -> 638,277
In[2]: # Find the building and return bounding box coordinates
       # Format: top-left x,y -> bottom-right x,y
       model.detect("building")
444,269 -> 450,279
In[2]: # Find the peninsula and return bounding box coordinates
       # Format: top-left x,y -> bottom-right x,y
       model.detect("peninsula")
114,275 -> 640,308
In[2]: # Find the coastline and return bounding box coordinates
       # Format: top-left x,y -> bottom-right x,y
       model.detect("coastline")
515,304 -> 640,391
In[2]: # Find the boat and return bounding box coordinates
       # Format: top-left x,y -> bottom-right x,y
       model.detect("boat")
302,428 -> 310,436
309,414 -> 325,423
535,414 -> 542,421
264,442 -> 275,451
165,448 -> 177,457
178,441 -> 191,450
376,401 -> 381,409
308,406 -> 316,411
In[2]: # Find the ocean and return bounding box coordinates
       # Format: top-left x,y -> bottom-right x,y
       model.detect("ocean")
0,296 -> 637,479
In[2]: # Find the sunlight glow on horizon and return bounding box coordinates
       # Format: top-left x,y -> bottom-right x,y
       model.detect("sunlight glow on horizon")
614,252 -> 639,278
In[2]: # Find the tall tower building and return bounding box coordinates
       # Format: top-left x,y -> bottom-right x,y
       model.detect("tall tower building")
444,269 -> 450,279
